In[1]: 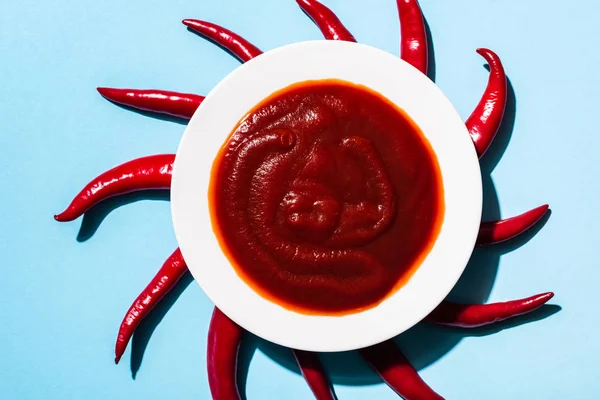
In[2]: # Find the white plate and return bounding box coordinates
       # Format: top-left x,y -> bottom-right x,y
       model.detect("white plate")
171,40 -> 482,352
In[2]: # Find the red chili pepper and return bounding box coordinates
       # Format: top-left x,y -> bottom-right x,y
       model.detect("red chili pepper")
96,88 -> 204,120
360,340 -> 444,400
54,154 -> 174,222
477,204 -> 549,246
296,0 -> 356,42
115,248 -> 187,364
427,292 -> 554,328
292,350 -> 336,400
465,48 -> 507,158
397,0 -> 428,75
182,19 -> 263,62
207,308 -> 243,400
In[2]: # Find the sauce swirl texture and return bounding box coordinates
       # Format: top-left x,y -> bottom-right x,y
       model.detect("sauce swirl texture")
209,80 -> 444,315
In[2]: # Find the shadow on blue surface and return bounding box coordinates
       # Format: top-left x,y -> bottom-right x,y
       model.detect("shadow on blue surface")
71,46 -> 559,395
480,74 -> 516,175
225,66 -> 559,390
246,218 -> 556,387
425,18 -> 436,82
99,99 -> 190,125
76,190 -> 171,242
130,271 -> 194,379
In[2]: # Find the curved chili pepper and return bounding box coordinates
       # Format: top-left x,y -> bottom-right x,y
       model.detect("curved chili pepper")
96,88 -> 204,120
360,340 -> 444,400
115,248 -> 188,364
207,308 -> 243,400
182,19 -> 262,62
477,204 -> 549,246
54,154 -> 174,222
292,350 -> 336,400
296,0 -> 356,42
465,48 -> 507,158
427,292 -> 554,328
397,0 -> 428,75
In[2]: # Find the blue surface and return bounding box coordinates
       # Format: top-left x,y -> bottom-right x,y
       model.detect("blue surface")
1,0 -> 598,398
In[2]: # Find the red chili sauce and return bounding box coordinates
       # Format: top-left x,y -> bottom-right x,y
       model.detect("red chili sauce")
209,79 -> 444,315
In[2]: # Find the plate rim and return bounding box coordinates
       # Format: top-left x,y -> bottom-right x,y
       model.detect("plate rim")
171,40 -> 482,352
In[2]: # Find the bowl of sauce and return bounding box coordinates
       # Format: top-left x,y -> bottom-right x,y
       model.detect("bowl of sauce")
171,40 -> 482,352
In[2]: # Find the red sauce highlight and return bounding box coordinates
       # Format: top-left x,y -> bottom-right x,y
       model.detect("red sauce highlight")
209,79 -> 444,316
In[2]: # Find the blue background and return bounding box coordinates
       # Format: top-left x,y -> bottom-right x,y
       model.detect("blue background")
1,0 -> 598,398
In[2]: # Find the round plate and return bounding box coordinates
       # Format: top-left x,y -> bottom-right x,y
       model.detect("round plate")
171,40 -> 482,352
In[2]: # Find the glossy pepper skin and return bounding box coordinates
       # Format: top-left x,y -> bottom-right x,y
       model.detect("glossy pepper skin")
293,350 -> 336,400
64,3 -> 556,400
96,88 -> 204,120
207,308 -> 243,400
178,17 -> 340,398
115,248 -> 188,363
477,205 -> 549,246
360,340 -> 444,400
427,292 -> 554,328
296,0 -> 356,42
397,0 -> 428,75
182,19 -> 263,62
54,154 -> 174,222
466,48 -> 507,158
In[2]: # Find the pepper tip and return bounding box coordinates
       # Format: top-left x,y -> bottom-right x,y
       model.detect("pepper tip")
114,355 -> 121,364
181,19 -> 197,28
96,87 -> 111,99
54,210 -> 76,222
535,204 -> 550,219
